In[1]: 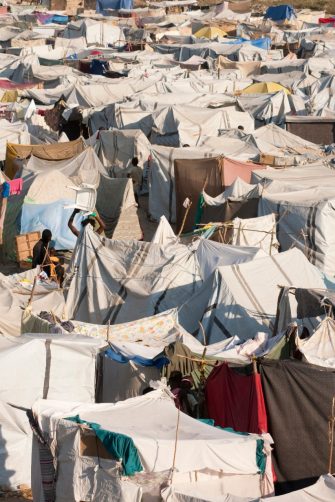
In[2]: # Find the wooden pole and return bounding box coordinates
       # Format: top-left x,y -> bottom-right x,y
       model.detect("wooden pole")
328,396 -> 335,474
177,201 -> 192,237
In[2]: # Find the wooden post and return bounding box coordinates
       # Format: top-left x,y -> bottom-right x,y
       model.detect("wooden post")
329,396 -> 335,474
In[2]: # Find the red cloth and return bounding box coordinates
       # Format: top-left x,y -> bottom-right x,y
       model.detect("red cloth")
205,363 -> 268,434
223,158 -> 265,186
319,18 -> 335,24
9,178 -> 23,195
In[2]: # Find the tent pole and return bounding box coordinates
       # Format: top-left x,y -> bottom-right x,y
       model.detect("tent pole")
328,396 -> 335,474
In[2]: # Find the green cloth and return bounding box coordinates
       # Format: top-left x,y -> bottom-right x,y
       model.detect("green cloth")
194,192 -> 205,228
65,415 -> 143,476
198,421 -> 266,474
265,335 -> 293,360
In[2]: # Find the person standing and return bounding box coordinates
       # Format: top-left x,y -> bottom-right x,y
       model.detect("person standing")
32,229 -> 52,276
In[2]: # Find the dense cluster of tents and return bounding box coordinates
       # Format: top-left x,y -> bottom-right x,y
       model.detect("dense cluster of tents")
0,0 -> 335,501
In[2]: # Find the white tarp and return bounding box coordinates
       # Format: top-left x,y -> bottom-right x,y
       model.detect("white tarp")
65,226 -> 202,325
0,333 -> 105,489
32,390 -> 273,500
258,187 -> 335,275
179,248 -> 333,343
231,214 -> 279,255
297,318 -> 335,368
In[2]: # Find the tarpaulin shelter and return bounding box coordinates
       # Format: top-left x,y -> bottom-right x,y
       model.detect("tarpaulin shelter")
200,178 -> 262,227
31,390 -> 273,501
241,82 -> 291,95
297,317 -> 335,368
2,148 -> 108,258
65,226 -> 202,325
258,187 -> 335,276
264,5 -> 296,23
194,26 -> 227,39
5,137 -> 85,179
179,248 -> 333,343
96,0 -> 133,13
174,156 -> 263,232
96,129 -> 151,175
0,268 -> 64,337
162,475 -> 335,501
0,332 -> 105,489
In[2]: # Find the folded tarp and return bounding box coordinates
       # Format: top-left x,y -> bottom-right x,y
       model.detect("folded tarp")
5,137 -> 86,179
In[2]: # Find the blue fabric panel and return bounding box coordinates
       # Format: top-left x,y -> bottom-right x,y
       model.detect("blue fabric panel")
104,347 -> 170,369
96,0 -> 133,14
264,5 -> 295,21
20,199 -> 80,250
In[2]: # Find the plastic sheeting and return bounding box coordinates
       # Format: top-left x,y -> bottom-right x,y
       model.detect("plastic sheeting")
0,333 -> 105,489
179,248 -> 333,343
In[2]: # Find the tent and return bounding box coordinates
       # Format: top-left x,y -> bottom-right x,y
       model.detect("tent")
194,26 -> 227,39
241,82 -> 291,95
0,333 -> 105,489
31,390 -> 274,501
0,268 -> 64,337
2,148 -> 109,259
65,226 -> 202,325
179,248 -> 333,343
162,475 -> 335,501
258,187 -> 335,275
174,157 -> 263,232
5,137 -> 85,179
264,5 -> 296,23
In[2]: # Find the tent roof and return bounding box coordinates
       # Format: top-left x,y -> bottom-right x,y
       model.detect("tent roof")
33,390 -> 266,475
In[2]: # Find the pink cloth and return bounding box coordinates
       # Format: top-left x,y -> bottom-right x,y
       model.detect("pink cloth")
9,178 -> 23,195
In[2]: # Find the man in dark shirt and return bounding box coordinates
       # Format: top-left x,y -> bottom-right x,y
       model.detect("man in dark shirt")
32,229 -> 52,276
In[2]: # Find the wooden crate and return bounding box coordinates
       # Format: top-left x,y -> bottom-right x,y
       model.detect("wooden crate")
16,231 -> 41,269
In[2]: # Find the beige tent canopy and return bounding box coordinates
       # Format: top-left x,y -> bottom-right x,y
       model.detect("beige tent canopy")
5,137 -> 86,179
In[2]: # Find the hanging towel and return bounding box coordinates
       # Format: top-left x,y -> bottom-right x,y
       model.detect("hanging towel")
65,415 -> 143,476
9,178 -> 23,195
2,182 -> 10,198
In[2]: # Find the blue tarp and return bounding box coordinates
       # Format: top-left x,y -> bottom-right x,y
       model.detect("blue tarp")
104,347 -> 169,369
264,5 -> 295,22
20,200 -> 82,250
222,37 -> 271,50
96,0 -> 133,14
45,15 -> 69,24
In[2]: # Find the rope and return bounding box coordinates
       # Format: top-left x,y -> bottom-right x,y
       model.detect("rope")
169,406 -> 181,484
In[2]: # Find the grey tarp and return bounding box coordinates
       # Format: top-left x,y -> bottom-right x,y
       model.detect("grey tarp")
65,226 -> 202,325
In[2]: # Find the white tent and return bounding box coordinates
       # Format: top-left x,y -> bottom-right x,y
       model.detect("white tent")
161,474 -> 335,502
31,390 -> 273,501
258,187 -> 335,275
0,333 -> 105,489
179,248 -> 333,343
